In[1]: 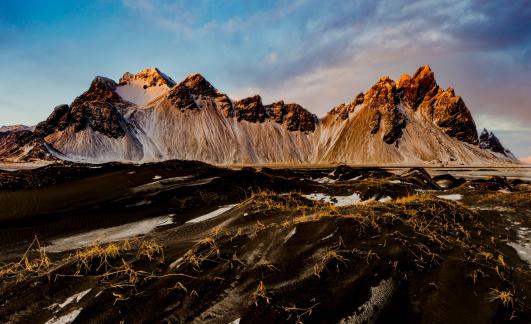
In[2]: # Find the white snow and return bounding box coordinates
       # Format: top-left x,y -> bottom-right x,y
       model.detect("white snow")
45,215 -> 174,252
45,308 -> 83,324
229,319 -> 240,324
169,257 -> 184,270
379,196 -> 392,203
507,223 -> 531,268
436,194 -> 463,201
339,278 -> 395,323
313,177 -> 337,184
498,189 -> 511,193
131,175 -> 198,193
388,180 -> 402,184
186,205 -> 237,223
284,227 -> 297,242
48,289 -> 91,312
116,77 -> 170,106
303,192 -> 362,207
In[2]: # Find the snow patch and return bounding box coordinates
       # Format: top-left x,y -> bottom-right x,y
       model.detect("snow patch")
436,194 -> 462,201
45,308 -> 83,324
507,224 -> 531,268
313,177 -> 337,184
169,257 -> 184,270
339,278 -> 395,323
116,76 -> 171,106
47,289 -> 91,312
303,193 -> 362,207
186,204 -> 237,223
45,215 -> 174,252
284,227 -> 297,242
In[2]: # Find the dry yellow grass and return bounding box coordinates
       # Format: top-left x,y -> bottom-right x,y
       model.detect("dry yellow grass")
251,280 -> 271,306
489,289 -> 514,308
313,249 -> 349,278
0,236 -> 52,282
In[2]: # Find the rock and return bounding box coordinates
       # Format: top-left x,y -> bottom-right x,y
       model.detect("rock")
419,88 -> 478,145
282,103 -> 317,132
263,101 -> 316,132
398,66 -> 478,145
119,68 -> 176,87
479,129 -> 515,158
466,176 -> 512,191
35,77 -> 131,139
365,77 -> 407,145
432,174 -> 466,189
234,95 -> 268,123
401,167 -> 441,190
370,111 -> 381,134
329,93 -> 364,120
167,84 -> 198,110
231,98 -> 317,131
397,65 -> 439,109
180,73 -> 217,97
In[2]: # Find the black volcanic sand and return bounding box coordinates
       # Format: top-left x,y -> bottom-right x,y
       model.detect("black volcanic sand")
0,161 -> 530,323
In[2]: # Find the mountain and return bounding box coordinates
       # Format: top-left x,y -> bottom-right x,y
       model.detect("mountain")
0,66 -> 519,165
479,128 -> 516,159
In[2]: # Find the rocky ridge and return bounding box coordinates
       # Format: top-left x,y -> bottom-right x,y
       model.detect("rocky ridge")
0,66 -> 518,165
479,128 -> 516,158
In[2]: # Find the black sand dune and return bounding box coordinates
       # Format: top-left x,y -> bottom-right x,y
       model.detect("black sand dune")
0,161 -> 530,323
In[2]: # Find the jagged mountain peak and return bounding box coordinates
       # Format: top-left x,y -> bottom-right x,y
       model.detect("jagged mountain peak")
74,76 -> 121,104
119,67 -> 176,88
115,68 -> 176,106
479,128 -> 515,159
178,73 -> 217,97
397,65 -> 439,109
0,65 -> 518,165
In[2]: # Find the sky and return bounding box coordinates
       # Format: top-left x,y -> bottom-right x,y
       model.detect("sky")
1,0 -> 530,159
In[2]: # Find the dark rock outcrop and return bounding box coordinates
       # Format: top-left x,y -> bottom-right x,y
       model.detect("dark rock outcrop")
264,101 -> 316,132
167,73 -> 235,116
181,73 -> 217,97
232,97 -> 317,132
0,128 -> 54,161
35,77 -> 130,139
401,167 -> 441,190
397,65 -> 479,145
167,84 -> 199,111
365,76 -> 407,145
479,129 -> 515,158
397,65 -> 439,110
234,95 -> 268,123
329,93 -> 364,120
432,174 -> 466,189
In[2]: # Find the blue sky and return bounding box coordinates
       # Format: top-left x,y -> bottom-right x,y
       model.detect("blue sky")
1,0 -> 530,158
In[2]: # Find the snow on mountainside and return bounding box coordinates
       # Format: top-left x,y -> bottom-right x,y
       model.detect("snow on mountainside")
116,68 -> 176,106
0,66 -> 520,165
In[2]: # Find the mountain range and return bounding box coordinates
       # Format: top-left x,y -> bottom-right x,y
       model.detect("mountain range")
0,65 -> 518,165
